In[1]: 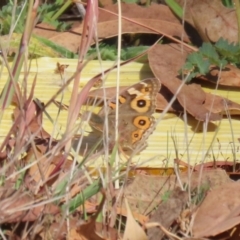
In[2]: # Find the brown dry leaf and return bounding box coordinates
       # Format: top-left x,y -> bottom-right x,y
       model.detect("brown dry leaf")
24,145 -> 63,194
123,199 -> 148,240
94,18 -> 189,42
76,219 -> 109,240
123,169 -> 230,214
75,194 -> 107,240
95,3 -> 189,43
40,218 -> 78,240
193,181 -> 240,238
0,190 -> 59,224
176,0 -> 237,42
45,217 -> 117,240
147,188 -> 188,240
212,224 -> 240,240
33,21 -> 83,53
203,92 -> 240,115
200,64 -> 240,87
117,205 -> 148,225
148,44 -> 222,121
34,3 -> 188,53
34,23 -> 59,39
99,3 -> 181,23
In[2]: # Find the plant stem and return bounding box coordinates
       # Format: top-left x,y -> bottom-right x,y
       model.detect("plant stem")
51,0 -> 72,21
0,0 -> 37,109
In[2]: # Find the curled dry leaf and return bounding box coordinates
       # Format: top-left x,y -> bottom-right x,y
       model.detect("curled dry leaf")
200,64 -> 240,87
148,43 -> 240,121
203,92 -> 240,115
176,0 -> 238,43
193,181 -> 240,238
123,199 -> 148,240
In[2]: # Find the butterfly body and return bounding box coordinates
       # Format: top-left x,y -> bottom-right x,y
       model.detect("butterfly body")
89,78 -> 161,154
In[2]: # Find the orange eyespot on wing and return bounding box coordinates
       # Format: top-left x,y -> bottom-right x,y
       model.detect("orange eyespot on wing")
133,116 -> 152,130
131,129 -> 144,144
130,97 -> 151,113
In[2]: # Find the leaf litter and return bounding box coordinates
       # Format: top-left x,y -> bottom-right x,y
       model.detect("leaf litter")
33,2 -> 189,53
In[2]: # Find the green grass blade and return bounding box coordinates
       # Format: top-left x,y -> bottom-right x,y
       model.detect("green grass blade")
165,0 -> 183,19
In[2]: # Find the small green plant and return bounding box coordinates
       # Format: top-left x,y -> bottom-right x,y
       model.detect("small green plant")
180,38 -> 240,82
0,0 -> 71,35
39,1 -> 72,31
87,43 -> 148,61
0,1 -> 28,34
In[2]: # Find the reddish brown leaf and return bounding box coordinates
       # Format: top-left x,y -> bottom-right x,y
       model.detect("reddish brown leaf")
95,18 -> 189,42
200,64 -> 240,87
148,44 -> 221,121
99,3 -> 181,23
76,194 -> 107,240
203,92 -> 240,115
34,3 -> 189,53
193,181 -> 240,237
176,0 -> 237,42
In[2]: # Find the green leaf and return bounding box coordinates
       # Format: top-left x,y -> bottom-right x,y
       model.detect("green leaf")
187,52 -> 210,74
215,37 -> 240,63
165,0 -> 183,18
200,42 -> 227,67
61,180 -> 102,213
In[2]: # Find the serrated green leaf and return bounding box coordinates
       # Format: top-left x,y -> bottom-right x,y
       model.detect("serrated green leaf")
215,37 -> 240,54
187,52 -> 210,74
121,46 -> 148,61
215,37 -> 240,63
200,42 -> 229,67
182,61 -> 194,71
200,42 -> 219,60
